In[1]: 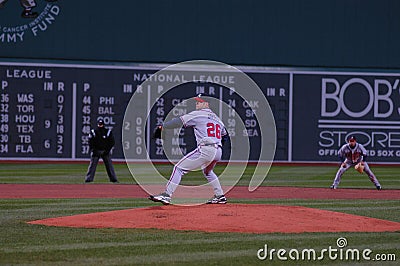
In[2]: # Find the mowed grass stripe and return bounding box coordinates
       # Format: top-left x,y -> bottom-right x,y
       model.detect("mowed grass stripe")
0,164 -> 399,189
4,239 -> 399,265
83,250 -> 256,265
6,207 -> 134,213
0,236 -> 280,253
322,206 -> 399,211
21,249 -> 256,266
3,237 -> 398,254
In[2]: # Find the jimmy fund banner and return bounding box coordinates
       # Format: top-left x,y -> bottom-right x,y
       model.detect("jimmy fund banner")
292,72 -> 400,162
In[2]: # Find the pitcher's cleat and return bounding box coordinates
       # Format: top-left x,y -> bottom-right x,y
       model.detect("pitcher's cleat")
149,192 -> 171,205
376,185 -> 382,190
329,185 -> 337,189
206,195 -> 227,204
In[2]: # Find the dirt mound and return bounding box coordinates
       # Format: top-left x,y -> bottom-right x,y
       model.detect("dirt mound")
28,204 -> 400,234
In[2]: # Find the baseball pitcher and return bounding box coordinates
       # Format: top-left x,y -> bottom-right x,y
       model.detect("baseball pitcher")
330,136 -> 381,190
149,95 -> 229,205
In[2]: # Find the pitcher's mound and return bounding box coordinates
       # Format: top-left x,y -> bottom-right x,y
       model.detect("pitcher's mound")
28,204 -> 400,234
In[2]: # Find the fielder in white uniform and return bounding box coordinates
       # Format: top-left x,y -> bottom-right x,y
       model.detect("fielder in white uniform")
149,95 -> 228,205
330,136 -> 381,190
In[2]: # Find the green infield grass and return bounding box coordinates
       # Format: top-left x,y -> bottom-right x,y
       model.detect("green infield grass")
0,162 -> 399,189
0,163 -> 399,265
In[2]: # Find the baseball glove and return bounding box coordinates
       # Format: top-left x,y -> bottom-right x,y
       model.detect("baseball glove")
152,126 -> 162,139
355,162 -> 364,174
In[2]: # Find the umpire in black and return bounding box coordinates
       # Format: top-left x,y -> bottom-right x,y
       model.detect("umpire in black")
84,118 -> 118,183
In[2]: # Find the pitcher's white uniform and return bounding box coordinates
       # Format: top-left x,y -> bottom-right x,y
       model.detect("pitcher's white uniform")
165,108 -> 227,197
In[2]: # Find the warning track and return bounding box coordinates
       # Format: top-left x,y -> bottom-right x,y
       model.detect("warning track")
1,184 -> 399,200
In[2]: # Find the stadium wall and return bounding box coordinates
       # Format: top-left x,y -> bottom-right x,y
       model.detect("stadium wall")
0,0 -> 399,69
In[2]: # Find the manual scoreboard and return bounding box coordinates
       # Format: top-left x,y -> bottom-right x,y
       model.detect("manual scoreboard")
0,62 -> 289,161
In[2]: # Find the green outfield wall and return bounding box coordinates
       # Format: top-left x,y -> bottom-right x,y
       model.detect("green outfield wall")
0,0 -> 399,69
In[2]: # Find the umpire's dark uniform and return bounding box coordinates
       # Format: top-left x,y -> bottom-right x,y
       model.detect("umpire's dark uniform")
85,119 -> 118,183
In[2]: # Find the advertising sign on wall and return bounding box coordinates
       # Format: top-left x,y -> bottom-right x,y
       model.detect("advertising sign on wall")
292,72 -> 400,162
